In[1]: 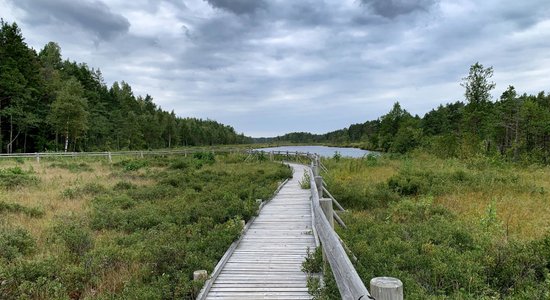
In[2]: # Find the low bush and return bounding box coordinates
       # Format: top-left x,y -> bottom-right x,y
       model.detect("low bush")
324,153 -> 550,299
53,217 -> 94,257
62,183 -> 108,199
0,201 -> 44,218
114,159 -> 149,171
1,153 -> 293,299
49,162 -> 93,172
0,167 -> 39,189
113,180 -> 137,190
0,227 -> 36,260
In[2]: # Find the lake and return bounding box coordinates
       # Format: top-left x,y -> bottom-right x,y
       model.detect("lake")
254,145 -> 375,158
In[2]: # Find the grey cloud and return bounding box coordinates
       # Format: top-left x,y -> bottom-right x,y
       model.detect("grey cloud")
361,0 -> 438,19
203,0 -> 267,15
9,0 -> 129,40
4,0 -> 550,137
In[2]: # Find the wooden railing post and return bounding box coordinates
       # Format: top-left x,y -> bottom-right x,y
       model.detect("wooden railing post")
269,151 -> 274,161
314,176 -> 323,198
194,270 -> 208,281
312,162 -> 319,176
370,277 -> 403,300
320,198 -> 334,229
35,153 -> 40,163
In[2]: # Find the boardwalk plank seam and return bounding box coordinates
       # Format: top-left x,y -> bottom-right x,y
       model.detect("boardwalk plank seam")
199,163 -> 315,300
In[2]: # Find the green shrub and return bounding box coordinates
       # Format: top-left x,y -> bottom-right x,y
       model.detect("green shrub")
49,162 -> 93,172
0,201 -> 44,218
0,227 -> 36,260
0,257 -> 67,299
0,167 -> 39,189
115,159 -> 149,171
299,171 -> 311,189
169,159 -> 190,170
53,217 -> 94,256
113,180 -> 137,190
127,185 -> 178,201
62,183 -> 108,199
193,152 -> 215,164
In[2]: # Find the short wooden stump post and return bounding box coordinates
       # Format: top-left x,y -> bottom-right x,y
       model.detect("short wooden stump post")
370,277 -> 403,300
193,270 -> 208,281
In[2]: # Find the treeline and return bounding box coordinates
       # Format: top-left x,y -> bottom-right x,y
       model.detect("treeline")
0,20 -> 251,153
265,63 -> 550,163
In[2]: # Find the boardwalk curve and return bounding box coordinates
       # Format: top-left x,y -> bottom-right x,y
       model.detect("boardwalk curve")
203,163 -> 315,299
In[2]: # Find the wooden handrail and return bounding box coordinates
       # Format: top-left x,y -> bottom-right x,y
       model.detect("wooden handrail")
308,163 -> 371,300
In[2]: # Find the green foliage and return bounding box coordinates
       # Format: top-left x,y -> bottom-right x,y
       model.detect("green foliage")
302,247 -> 323,274
325,155 -> 550,299
0,21 -> 252,154
259,64 -> 550,164
0,201 -> 44,218
193,151 -> 215,164
61,183 -> 107,199
115,159 -> 149,171
53,217 -> 94,257
0,227 -> 36,260
49,161 -> 93,172
0,167 -> 39,189
299,171 -> 311,189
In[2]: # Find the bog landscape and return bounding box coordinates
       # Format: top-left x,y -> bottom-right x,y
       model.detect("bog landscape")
1,1 -> 550,299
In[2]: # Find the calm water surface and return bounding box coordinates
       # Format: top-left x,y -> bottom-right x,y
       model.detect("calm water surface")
255,145 -> 375,158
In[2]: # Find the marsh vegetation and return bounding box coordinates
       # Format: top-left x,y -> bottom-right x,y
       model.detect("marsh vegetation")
0,153 -> 291,299
315,152 -> 550,299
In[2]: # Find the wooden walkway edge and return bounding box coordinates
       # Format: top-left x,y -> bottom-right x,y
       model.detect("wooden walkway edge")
199,163 -> 315,299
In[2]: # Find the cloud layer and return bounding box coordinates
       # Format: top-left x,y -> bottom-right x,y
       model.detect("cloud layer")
1,0 -> 549,136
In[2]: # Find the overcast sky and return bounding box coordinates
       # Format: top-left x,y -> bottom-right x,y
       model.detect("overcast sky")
1,0 -> 549,137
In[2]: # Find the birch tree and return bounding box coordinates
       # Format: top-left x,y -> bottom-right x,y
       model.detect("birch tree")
48,77 -> 88,152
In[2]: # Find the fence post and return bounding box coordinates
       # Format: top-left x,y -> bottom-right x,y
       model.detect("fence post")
370,277 -> 403,300
108,152 -> 112,163
140,151 -> 144,158
194,270 -> 208,281
270,151 -> 274,161
320,198 -> 334,228
35,153 -> 40,163
315,176 -> 323,198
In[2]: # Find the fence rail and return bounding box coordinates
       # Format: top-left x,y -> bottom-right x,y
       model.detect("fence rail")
0,148 -> 247,160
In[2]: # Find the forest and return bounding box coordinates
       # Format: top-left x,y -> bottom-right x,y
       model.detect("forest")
264,64 -> 550,164
0,20 -> 251,154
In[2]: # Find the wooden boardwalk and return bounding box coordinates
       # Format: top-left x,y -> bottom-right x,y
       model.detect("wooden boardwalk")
204,163 -> 316,299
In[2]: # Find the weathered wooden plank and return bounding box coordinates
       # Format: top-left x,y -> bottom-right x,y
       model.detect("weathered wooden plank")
202,163 -> 315,300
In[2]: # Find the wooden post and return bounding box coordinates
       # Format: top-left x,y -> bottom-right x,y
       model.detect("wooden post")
370,277 -> 403,300
194,270 -> 208,281
35,153 -> 40,163
240,220 -> 246,231
108,152 -> 112,163
312,163 -> 318,176
320,197 -> 334,267
314,176 -> 323,198
269,151 -> 274,161
320,198 -> 334,228
140,151 -> 144,158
